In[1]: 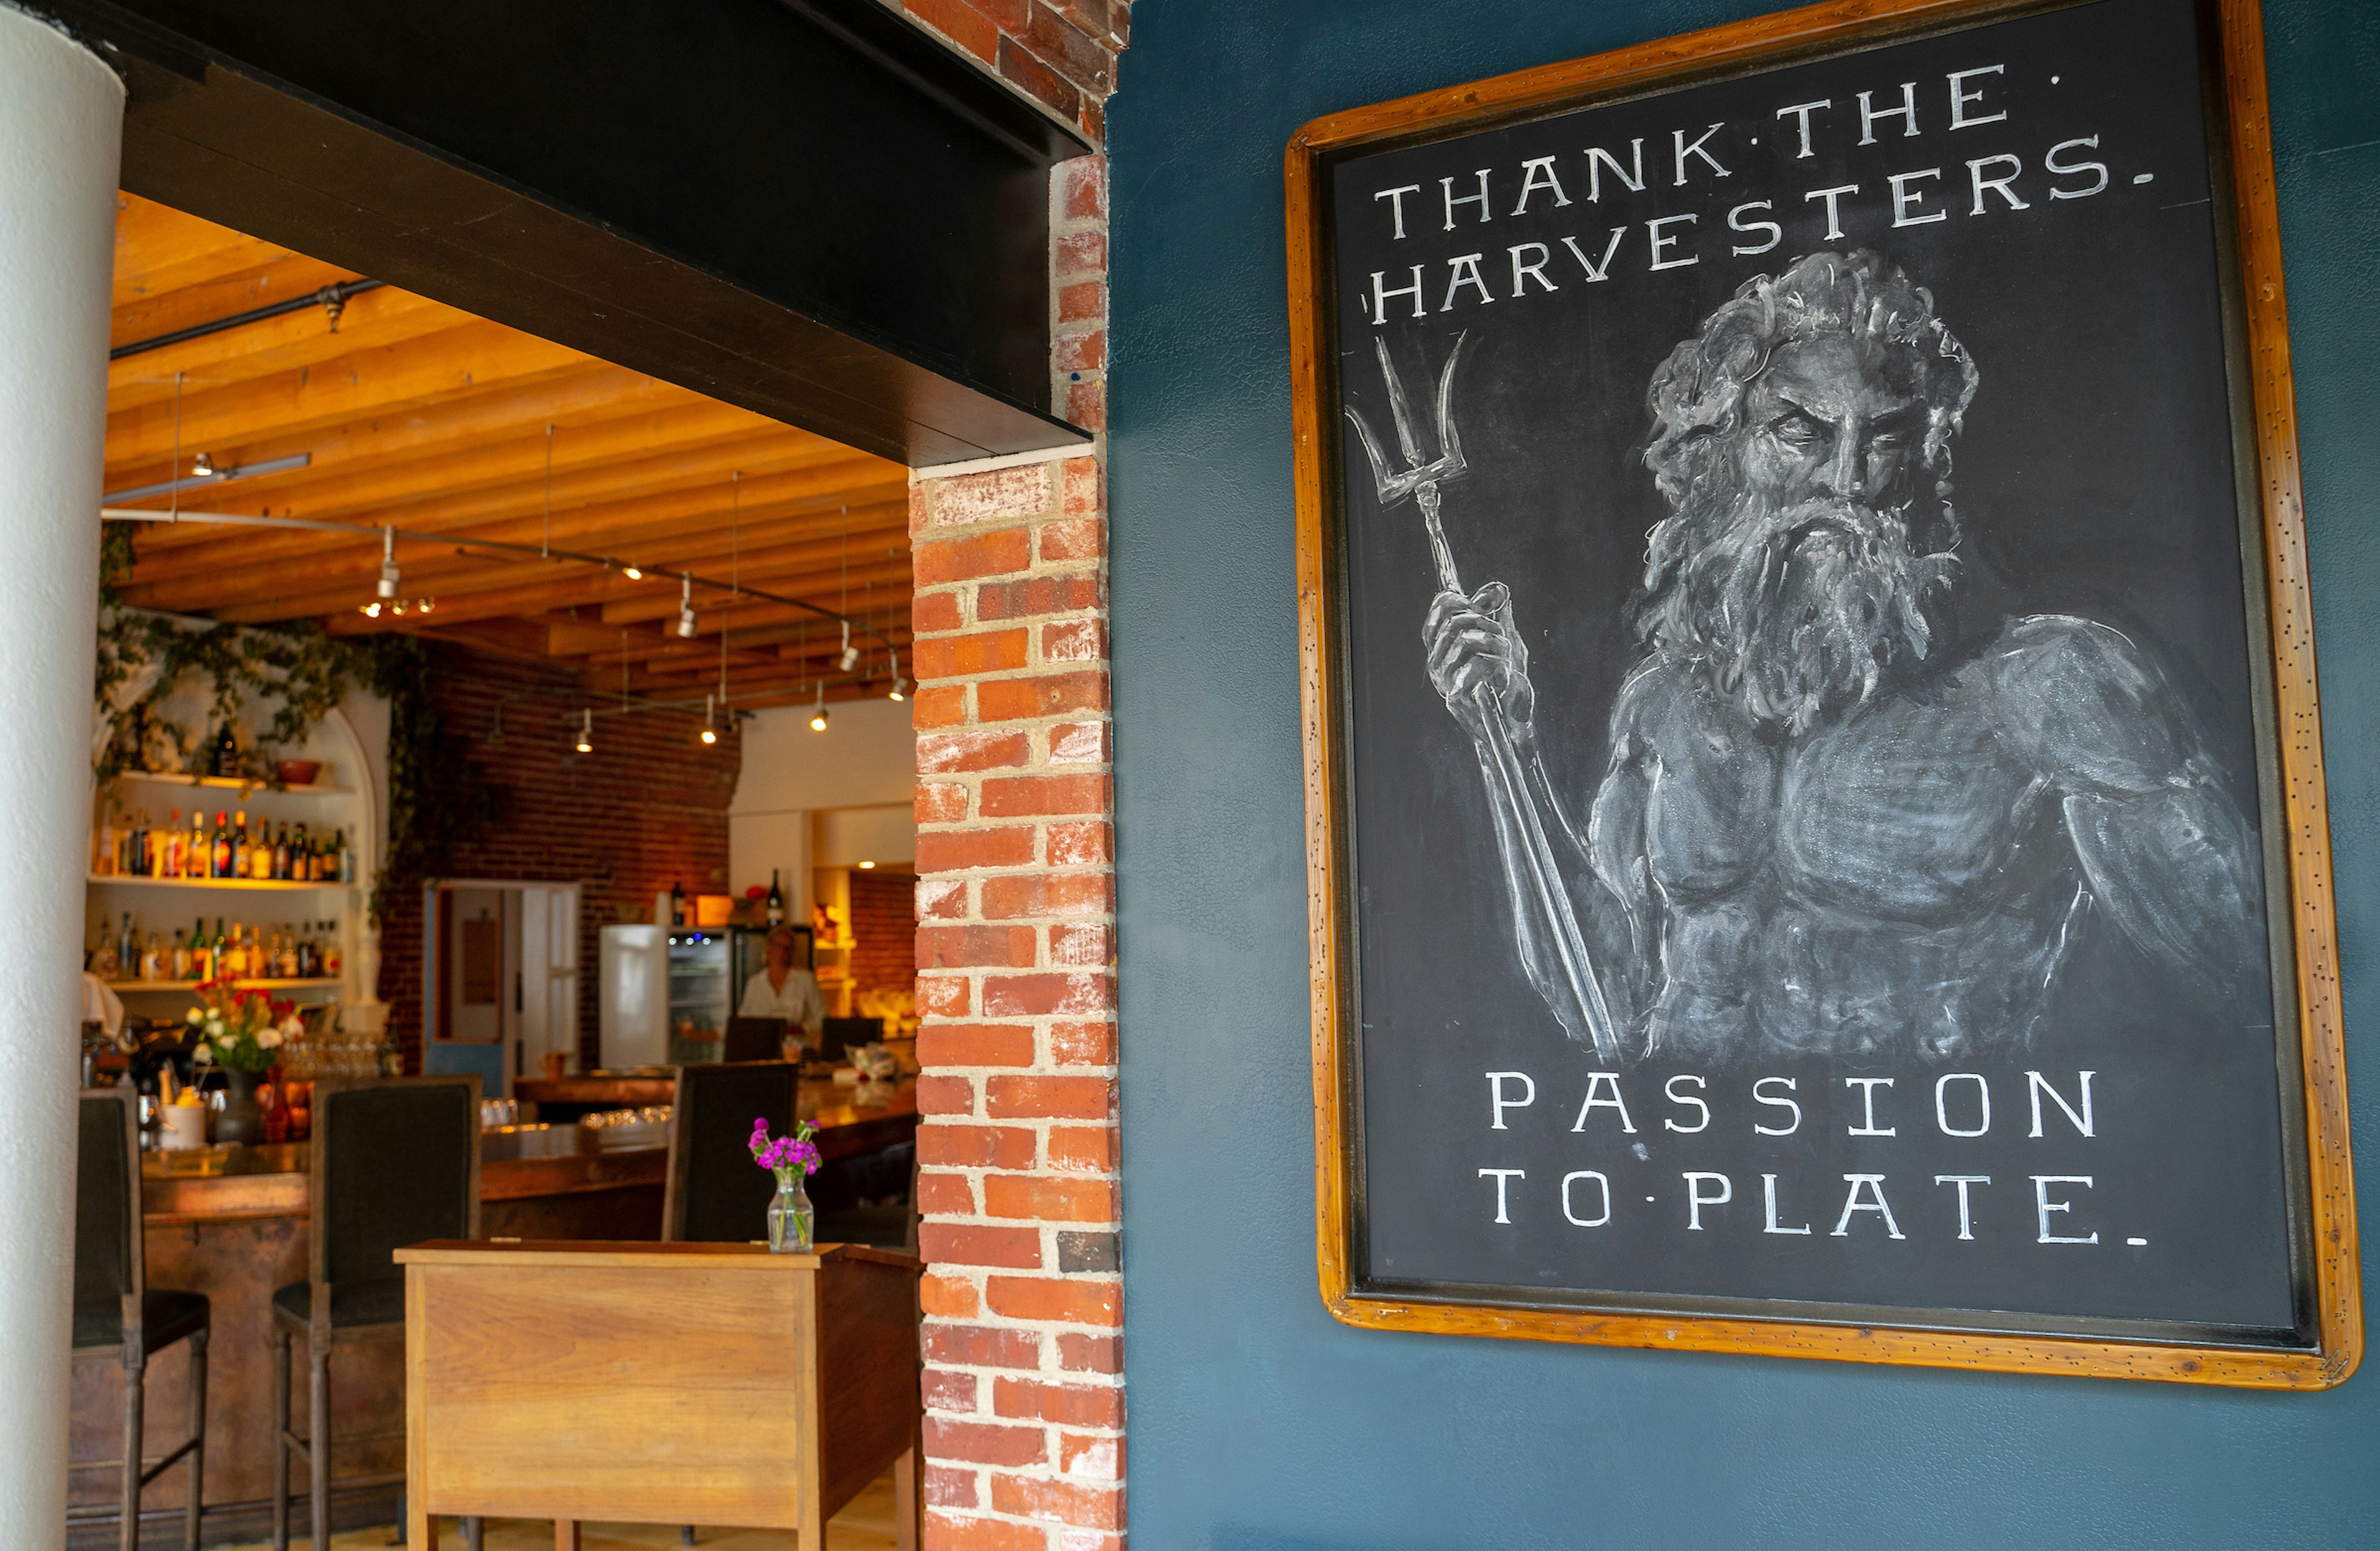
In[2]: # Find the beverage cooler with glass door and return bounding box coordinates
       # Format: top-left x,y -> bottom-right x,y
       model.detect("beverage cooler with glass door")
597,925 -> 736,1066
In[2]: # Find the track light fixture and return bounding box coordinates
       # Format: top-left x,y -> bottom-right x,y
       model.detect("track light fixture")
700,693 -> 719,746
359,601 -> 382,619
575,709 -> 594,754
677,573 -> 697,639
191,453 -> 214,478
624,563 -> 643,580
377,526 -> 399,599
887,649 -> 906,702
838,620 -> 859,673
809,683 -> 829,733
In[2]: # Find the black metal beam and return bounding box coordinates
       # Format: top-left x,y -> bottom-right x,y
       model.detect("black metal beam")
46,0 -> 1094,466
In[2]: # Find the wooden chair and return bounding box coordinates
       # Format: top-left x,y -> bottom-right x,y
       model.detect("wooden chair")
662,1061 -> 799,1244
73,1086 -> 209,1551
271,1075 -> 480,1551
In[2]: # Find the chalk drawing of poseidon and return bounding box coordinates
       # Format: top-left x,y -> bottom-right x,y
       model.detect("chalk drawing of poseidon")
1424,249 -> 2262,1063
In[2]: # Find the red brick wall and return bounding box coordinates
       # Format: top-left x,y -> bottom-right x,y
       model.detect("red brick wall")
848,867 -> 920,1004
375,645 -> 739,1071
907,154 -> 1119,1551
883,0 -> 1126,139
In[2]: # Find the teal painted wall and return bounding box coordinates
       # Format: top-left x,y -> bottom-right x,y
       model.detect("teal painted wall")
1107,1 -> 2380,1545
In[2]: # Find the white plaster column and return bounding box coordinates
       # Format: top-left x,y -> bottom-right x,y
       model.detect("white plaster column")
0,8 -> 122,1547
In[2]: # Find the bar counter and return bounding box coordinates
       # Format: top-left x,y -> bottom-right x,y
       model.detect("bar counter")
69,1076 -> 919,1548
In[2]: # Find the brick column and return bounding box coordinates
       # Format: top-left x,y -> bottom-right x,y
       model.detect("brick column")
910,157 -> 1121,1551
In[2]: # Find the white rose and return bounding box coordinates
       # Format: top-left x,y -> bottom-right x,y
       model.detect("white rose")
185,1008 -> 203,1025
278,1016 -> 304,1038
192,1044 -> 213,1064
258,1027 -> 283,1049
204,1019 -> 224,1038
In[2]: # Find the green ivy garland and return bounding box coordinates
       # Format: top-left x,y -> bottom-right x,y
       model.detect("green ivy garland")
96,526 -> 503,926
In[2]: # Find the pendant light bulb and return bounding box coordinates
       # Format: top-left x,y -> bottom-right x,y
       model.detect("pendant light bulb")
887,649 -> 905,701
837,620 -> 858,673
676,573 -> 697,639
377,525 -> 399,598
192,452 -> 215,478
700,693 -> 718,746
623,565 -> 643,580
575,709 -> 593,755
809,683 -> 829,733
359,602 -> 382,619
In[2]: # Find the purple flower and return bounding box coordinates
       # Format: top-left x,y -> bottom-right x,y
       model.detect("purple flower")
749,1116 -> 822,1176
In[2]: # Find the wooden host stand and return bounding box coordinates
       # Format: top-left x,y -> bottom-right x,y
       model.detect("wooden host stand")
395,1240 -> 922,1549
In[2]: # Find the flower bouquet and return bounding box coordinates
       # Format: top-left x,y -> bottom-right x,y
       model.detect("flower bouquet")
185,980 -> 301,1072
750,1116 -> 823,1253
186,981 -> 302,1145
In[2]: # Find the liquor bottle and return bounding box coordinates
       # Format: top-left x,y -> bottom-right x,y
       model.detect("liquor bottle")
670,880 -> 687,929
214,917 -> 231,979
273,823 -> 290,881
161,808 -> 180,878
212,812 -> 232,880
117,912 -> 136,976
187,810 -> 205,879
291,823 -> 310,882
324,924 -> 342,978
208,722 -> 238,778
95,925 -> 119,981
767,869 -> 785,926
93,806 -> 115,877
336,829 -> 353,883
141,932 -> 162,982
279,930 -> 298,979
169,928 -> 189,982
188,916 -> 208,981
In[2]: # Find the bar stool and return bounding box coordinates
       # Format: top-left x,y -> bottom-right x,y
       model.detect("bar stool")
73,1086 -> 209,1551
272,1075 -> 480,1551
661,1061 -> 798,1243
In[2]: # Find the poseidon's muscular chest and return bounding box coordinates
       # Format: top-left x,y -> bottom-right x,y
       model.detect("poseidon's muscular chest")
1585,616 -> 2153,1062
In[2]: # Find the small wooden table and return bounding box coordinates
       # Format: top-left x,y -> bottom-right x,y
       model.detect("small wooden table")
395,1240 -> 922,1549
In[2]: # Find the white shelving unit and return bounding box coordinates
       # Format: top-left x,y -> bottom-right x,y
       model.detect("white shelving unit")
88,708 -> 381,1017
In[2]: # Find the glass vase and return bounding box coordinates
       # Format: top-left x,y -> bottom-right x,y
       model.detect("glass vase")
766,1173 -> 814,1253
214,1067 -> 266,1146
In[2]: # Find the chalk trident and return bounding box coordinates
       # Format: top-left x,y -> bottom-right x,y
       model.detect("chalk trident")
1345,334 -> 1471,595
1345,332 -> 1621,1062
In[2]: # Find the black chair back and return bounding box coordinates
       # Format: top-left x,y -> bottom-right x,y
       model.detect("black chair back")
819,1016 -> 883,1065
74,1088 -> 143,1337
721,1016 -> 788,1063
663,1061 -> 799,1242
311,1077 -> 482,1297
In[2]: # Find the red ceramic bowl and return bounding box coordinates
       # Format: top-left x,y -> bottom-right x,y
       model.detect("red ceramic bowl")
275,759 -> 322,787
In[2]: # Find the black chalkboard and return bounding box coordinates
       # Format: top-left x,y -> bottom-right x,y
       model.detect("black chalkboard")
1307,0 -> 2332,1358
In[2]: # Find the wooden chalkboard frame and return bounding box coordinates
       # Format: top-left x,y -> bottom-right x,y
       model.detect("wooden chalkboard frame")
1286,0 -> 2360,1387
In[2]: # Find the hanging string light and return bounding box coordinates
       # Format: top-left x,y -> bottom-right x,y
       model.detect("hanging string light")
888,647 -> 906,702
377,526 -> 400,599
676,573 -> 697,639
575,709 -> 593,754
838,619 -> 858,673
809,681 -> 829,733
700,692 -> 719,746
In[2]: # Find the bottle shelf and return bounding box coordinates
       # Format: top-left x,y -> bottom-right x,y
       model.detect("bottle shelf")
105,978 -> 340,992
102,770 -> 355,796
87,874 -> 359,892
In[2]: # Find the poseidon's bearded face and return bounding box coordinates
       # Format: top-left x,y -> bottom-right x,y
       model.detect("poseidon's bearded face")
1634,252 -> 1979,733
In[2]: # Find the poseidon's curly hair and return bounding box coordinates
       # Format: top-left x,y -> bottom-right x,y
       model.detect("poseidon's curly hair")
1630,252 -> 1983,730
1640,249 -> 1979,516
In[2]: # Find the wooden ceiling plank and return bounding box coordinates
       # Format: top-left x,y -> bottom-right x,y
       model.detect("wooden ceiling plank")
117,432 -> 872,585
108,285 -> 477,413
110,251 -> 363,351
112,194 -> 295,310
103,362 -> 676,493
104,318 -> 589,467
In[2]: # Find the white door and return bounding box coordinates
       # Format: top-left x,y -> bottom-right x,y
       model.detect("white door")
515,884 -> 581,1076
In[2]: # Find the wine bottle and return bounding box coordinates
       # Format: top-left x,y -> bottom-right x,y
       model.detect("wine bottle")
670,880 -> 687,929
273,823 -> 290,881
336,829 -> 353,883
291,822 -> 311,882
212,812 -> 231,879
767,869 -> 785,926
187,810 -> 205,879
232,811 -> 251,880
189,916 -> 209,981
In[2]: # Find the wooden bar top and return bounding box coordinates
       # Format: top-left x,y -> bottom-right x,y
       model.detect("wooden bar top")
394,1239 -> 922,1270
136,1076 -> 918,1223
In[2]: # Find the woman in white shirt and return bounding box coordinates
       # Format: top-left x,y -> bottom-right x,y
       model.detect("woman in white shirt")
739,926 -> 826,1055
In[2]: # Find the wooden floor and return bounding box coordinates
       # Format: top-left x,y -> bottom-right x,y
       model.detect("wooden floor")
217,1471 -> 900,1550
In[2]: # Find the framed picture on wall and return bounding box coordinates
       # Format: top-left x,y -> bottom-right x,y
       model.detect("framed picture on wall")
1287,0 -> 2360,1386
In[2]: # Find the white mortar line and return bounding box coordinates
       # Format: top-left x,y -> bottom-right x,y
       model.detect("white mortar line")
911,440 -> 1096,482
